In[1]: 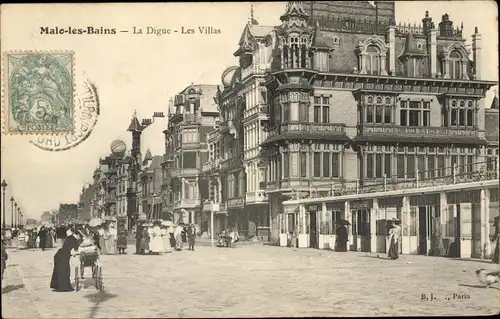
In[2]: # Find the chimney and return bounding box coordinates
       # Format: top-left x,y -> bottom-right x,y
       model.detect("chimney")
386,23 -> 396,75
472,26 -> 481,80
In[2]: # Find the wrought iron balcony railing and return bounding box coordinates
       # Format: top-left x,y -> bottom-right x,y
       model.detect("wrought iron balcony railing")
291,159 -> 499,200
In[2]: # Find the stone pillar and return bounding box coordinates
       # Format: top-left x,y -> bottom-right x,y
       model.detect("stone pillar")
430,29 -> 438,77
472,27 -> 481,80
359,53 -> 367,74
345,201 -> 353,250
401,196 -> 411,254
461,59 -> 469,80
386,26 -> 396,75
484,188 -> 491,258
371,198 -> 379,253
443,58 -> 450,79
380,54 -> 388,76
439,191 -> 447,256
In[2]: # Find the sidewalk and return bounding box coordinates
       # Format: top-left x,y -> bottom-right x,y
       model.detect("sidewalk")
126,236 -> 265,247
1,249 -> 42,319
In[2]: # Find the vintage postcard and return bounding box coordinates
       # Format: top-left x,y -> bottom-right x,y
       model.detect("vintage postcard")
0,1 -> 499,318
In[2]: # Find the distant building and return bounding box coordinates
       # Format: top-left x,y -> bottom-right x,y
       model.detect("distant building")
139,152 -> 164,220
77,184 -> 96,221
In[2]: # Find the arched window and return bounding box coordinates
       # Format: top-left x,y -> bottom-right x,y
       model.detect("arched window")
449,50 -> 462,79
366,45 -> 380,75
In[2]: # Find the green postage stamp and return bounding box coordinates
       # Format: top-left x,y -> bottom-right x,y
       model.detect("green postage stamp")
3,52 -> 75,134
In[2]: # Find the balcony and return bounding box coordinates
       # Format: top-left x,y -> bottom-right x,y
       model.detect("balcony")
105,195 -> 117,205
170,168 -> 200,178
241,64 -> 267,80
245,190 -> 268,205
183,114 -> 202,125
174,198 -> 201,210
226,197 -> 245,208
202,158 -> 221,173
243,104 -> 269,120
266,122 -> 346,140
358,125 -> 480,143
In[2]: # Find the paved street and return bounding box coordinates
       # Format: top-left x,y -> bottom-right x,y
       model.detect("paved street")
2,244 -> 499,318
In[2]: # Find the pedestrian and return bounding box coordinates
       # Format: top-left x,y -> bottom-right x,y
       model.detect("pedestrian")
1,236 -> 8,280
187,223 -> 196,251
161,224 -> 172,253
135,223 -> 142,254
174,224 -> 184,251
387,219 -> 401,260
38,226 -> 48,251
140,225 -> 150,255
55,224 -> 67,248
50,229 -> 82,292
116,226 -> 127,255
108,222 -> 117,255
46,227 -> 55,249
149,221 -> 163,255
98,225 -> 107,255
103,223 -> 113,255
334,224 -> 348,252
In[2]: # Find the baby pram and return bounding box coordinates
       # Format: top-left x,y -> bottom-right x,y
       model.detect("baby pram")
74,236 -> 104,291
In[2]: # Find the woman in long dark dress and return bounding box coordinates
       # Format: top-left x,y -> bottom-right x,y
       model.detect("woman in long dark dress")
50,230 -> 82,292
335,225 -> 348,252
387,220 -> 401,260
492,216 -> 500,264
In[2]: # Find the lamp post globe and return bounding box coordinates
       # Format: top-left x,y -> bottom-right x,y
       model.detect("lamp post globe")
1,180 -> 7,230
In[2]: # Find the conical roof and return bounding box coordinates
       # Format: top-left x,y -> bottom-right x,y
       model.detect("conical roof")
311,21 -> 332,50
401,33 -> 426,57
143,149 -> 153,162
127,116 -> 142,132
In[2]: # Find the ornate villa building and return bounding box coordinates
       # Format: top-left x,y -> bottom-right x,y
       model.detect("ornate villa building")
162,84 -> 220,231
199,1 -> 499,258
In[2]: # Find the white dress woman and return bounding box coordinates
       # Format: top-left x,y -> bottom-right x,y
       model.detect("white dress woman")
150,226 -> 163,254
174,225 -> 183,251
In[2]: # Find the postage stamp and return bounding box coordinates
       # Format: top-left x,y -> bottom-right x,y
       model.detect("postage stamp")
2,51 -> 75,135
30,76 -> 100,151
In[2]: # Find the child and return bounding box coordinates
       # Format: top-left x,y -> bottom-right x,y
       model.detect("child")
1,236 -> 8,280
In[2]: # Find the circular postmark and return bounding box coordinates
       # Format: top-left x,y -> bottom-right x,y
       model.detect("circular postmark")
29,77 -> 99,151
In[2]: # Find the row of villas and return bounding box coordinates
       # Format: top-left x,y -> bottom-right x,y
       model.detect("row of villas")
159,1 -> 498,258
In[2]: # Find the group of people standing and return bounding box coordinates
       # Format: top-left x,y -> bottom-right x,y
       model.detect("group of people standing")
91,221 -> 128,255
136,221 -> 196,255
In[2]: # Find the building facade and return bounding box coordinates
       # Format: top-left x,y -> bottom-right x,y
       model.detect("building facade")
163,84 -> 220,230
77,184 -> 96,221
262,1 -> 499,256
202,1 -> 498,246
138,151 -> 164,220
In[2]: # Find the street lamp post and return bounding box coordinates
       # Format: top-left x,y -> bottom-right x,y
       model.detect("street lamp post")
10,196 -> 14,228
14,203 -> 17,227
19,208 -> 22,226
1,180 -> 7,230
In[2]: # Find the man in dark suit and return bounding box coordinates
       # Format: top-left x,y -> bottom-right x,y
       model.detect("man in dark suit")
187,223 -> 196,251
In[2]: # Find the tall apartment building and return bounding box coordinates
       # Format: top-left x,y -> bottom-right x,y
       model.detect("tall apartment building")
203,1 -> 498,245
162,84 -> 220,230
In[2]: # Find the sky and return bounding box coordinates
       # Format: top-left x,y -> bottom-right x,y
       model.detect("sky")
0,1 -> 498,222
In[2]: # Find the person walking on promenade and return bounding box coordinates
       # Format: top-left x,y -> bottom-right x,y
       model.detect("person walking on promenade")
335,224 -> 349,252
108,222 -> 117,255
139,224 -> 150,255
38,226 -> 48,251
117,226 -> 128,255
50,229 -> 82,292
98,225 -> 107,255
174,224 -> 184,251
135,223 -> 142,254
149,221 -> 163,255
187,223 -> 196,251
161,224 -> 172,253
387,219 -> 402,260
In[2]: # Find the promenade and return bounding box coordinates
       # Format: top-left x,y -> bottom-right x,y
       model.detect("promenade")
2,245 -> 499,318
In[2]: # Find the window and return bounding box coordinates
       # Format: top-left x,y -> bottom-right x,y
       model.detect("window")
299,102 -> 309,122
365,95 -> 392,124
400,100 -> 430,127
283,153 -> 289,178
313,96 -> 330,123
312,143 -> 341,179
449,50 -> 462,80
365,45 -> 380,75
300,153 -> 307,178
365,148 -> 392,179
445,99 -> 475,128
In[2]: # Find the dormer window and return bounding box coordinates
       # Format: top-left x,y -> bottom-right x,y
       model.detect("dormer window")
366,45 -> 380,75
449,50 -> 463,79
332,36 -> 340,44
